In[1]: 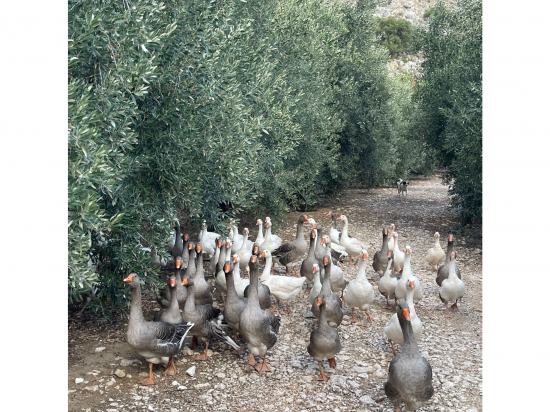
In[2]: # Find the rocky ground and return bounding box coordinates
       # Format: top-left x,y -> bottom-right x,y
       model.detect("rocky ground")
68,173 -> 482,412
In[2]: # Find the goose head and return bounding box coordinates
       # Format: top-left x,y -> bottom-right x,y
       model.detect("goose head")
256,219 -> 263,226
387,250 -> 394,261
407,280 -> 415,290
216,237 -> 223,248
361,249 -> 368,261
337,214 -> 347,222
405,246 -> 411,255
391,223 -> 395,231
316,295 -> 324,307
397,301 -> 411,321
249,255 -> 258,270
195,244 -> 202,254
299,214 -> 309,224
181,278 -> 195,287
183,234 -> 189,241
169,275 -> 176,288
260,250 -> 271,258
225,239 -> 232,249
123,273 -> 141,288
320,236 -> 327,245
252,245 -> 260,256
310,229 -> 316,240
223,261 -> 233,274
323,254 -> 331,268
175,256 -> 183,269
312,263 -> 319,273
434,232 -> 440,239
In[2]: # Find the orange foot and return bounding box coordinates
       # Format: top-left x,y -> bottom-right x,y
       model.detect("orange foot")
255,361 -> 271,372
164,358 -> 176,376
451,302 -> 459,312
248,353 -> 257,366
279,302 -> 291,315
350,315 -> 359,323
327,357 -> 337,368
445,312 -> 453,318
364,310 -> 374,323
316,371 -> 330,381
139,376 -> 155,385
196,351 -> 208,361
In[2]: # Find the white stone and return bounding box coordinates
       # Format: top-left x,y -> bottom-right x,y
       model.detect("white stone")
186,366 -> 196,377
95,347 -> 106,353
75,378 -> 84,384
359,395 -> 375,405
114,369 -> 126,378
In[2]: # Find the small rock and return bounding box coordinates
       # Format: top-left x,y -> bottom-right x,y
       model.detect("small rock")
172,380 -> 179,386
139,372 -> 149,377
120,359 -> 134,367
375,369 -> 386,378
303,375 -> 313,383
348,380 -> 360,389
186,366 -> 196,377
207,349 -> 214,357
68,390 -> 76,394
105,379 -> 116,387
177,386 -> 188,391
466,409 -> 478,412
215,372 -> 226,379
359,395 -> 375,405
194,383 -> 211,390
183,346 -> 194,356
75,378 -> 84,384
83,385 -> 99,392
352,366 -> 368,374
95,347 -> 106,353
114,369 -> 126,378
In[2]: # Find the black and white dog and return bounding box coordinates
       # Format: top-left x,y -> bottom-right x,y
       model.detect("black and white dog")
397,179 -> 409,197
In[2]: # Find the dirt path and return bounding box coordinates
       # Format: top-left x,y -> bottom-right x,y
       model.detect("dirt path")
68,174 -> 482,412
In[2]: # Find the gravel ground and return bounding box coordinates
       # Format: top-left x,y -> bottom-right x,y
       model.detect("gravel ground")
68,173 -> 482,412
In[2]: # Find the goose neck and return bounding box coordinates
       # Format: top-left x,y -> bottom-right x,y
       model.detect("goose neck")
129,285 -> 145,325
399,315 -> 420,355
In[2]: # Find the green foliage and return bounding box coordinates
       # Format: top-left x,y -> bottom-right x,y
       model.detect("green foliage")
423,7 -> 435,20
375,16 -> 413,53
410,0 -> 482,223
68,0 -> 426,312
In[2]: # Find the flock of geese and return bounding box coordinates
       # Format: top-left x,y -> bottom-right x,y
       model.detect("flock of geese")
124,212 -> 466,411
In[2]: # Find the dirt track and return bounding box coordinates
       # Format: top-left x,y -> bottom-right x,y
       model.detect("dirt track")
68,173 -> 482,412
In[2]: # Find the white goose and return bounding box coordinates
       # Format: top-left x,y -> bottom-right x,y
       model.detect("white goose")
198,222 -> 216,258
308,264 -> 322,306
259,250 -> 306,314
425,232 -> 446,271
392,232 -> 405,274
321,236 -> 348,297
343,249 -> 374,323
229,223 -> 253,254
439,252 -> 465,318
387,223 -> 396,251
337,215 -> 364,266
237,228 -> 253,273
378,251 -> 399,309
259,220 -> 282,272
231,255 -> 249,298
253,219 -> 265,249
395,246 -> 423,305
384,279 -> 423,356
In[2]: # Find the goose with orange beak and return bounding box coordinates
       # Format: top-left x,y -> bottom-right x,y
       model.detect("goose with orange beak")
124,273 -> 194,385
239,256 -> 281,372
311,255 -> 343,328
322,236 -> 348,297
387,223 -> 396,251
394,246 -> 423,306
337,215 -> 364,266
258,250 -> 305,315
439,252 -> 465,318
343,250 -> 374,323
221,260 -> 247,351
157,256 -> 187,309
192,244 -> 214,306
181,277 -> 240,360
425,232 -> 446,272
373,228 -> 391,275
207,237 -> 223,275
436,234 -> 462,287
300,229 -> 320,288
307,295 -> 342,382
384,302 -> 433,411
237,228 -> 253,274
391,232 -> 405,274
272,214 -> 309,277
379,251 -> 399,309
244,247 -> 272,310
385,280 -> 423,356
153,275 -> 183,324
215,239 -> 232,306
259,219 -> 282,273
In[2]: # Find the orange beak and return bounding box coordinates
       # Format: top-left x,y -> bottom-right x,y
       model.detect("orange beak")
224,263 -> 231,272
337,216 -> 342,220
267,222 -> 271,227
233,256 -> 237,263
363,252 -> 367,259
402,308 -> 411,321
181,278 -> 188,286
227,225 -> 232,229
312,232 -> 316,238
264,217 -> 268,222
326,212 -> 331,216
312,266 -> 317,273
170,278 -> 176,287
304,216 -> 309,223
387,252 -> 392,258
196,245 -> 202,253
316,297 -> 323,306
260,251 -> 266,257
123,275 -> 133,283
324,257 -> 329,265
449,235 -> 453,241
184,235 -> 188,241
392,232 -> 396,238
384,229 -> 387,235
226,241 -> 231,247
175,260 -> 181,269
451,252 -> 456,258
409,280 -> 415,288
188,243 -> 193,250
312,224 -> 317,229
218,241 -> 222,247
251,256 -> 257,264
321,237 -> 326,245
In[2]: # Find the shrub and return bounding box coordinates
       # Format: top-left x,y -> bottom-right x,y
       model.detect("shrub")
375,16 -> 413,54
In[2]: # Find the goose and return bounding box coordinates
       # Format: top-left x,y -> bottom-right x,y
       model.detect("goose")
229,223 -> 253,254
239,256 -> 281,372
150,247 -> 167,267
181,277 -> 240,360
321,236 -> 348,297
324,236 -> 348,264
123,273 -> 194,385
244,246 -> 272,310
327,211 -> 361,246
207,237 -> 223,275
313,223 -> 327,262
156,257 -> 187,309
384,302 -> 433,411
259,220 -> 282,273
439,252 -> 465,318
425,232 -> 446,271
193,244 -> 214,306
254,219 -> 265,249
231,255 -> 250,299
198,221 -> 217,258
180,234 -> 190,269
182,242 -> 196,281
337,215 -> 364,266
372,228 -> 390,275
392,232 -> 405,274
395,246 -> 423,305
215,239 -> 232,306
221,261 -> 247,350
343,250 -> 374,323
300,229 -> 320,288
378,251 -> 399,309
273,214 -> 309,277
436,234 -> 462,286
307,296 -> 342,381
311,256 -> 343,328
385,280 -> 423,356
264,217 -> 283,245
198,220 -> 221,243
387,223 -> 396,251
258,250 -> 306,315
170,224 -> 184,258
308,264 -> 322,306
153,275 -> 183,324
237,228 -> 253,273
